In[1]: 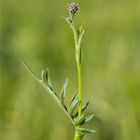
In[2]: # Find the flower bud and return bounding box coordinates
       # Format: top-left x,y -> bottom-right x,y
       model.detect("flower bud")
68,3 -> 79,15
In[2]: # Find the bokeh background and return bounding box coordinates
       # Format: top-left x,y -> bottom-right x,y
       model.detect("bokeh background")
1,0 -> 139,140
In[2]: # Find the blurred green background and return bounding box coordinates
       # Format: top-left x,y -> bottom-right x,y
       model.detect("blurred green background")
1,0 -> 139,140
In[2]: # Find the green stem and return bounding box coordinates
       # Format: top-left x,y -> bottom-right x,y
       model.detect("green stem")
70,22 -> 83,140
74,131 -> 82,140
76,47 -> 82,119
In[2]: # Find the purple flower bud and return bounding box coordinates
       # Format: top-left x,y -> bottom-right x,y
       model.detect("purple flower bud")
68,3 -> 79,15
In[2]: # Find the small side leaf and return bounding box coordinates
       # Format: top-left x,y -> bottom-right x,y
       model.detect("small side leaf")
82,102 -> 89,113
74,114 -> 94,126
74,115 -> 85,126
78,26 -> 85,46
41,70 -> 59,102
74,102 -> 89,118
77,128 -> 95,134
60,79 -> 68,106
69,91 -> 78,107
41,70 -> 45,82
68,98 -> 78,116
85,114 -> 94,123
77,25 -> 84,38
41,69 -> 52,86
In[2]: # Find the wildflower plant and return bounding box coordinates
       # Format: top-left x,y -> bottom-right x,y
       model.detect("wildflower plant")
22,3 -> 95,140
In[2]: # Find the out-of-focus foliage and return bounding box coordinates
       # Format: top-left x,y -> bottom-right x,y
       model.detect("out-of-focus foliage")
0,0 -> 139,140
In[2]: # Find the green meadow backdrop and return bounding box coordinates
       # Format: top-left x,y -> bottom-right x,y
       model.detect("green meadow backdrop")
1,0 -> 139,140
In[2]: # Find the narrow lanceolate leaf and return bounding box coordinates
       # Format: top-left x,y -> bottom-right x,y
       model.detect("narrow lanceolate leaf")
41,69 -> 51,86
77,25 -> 84,39
60,79 -> 68,106
78,27 -> 85,46
68,98 -> 78,116
41,70 -> 45,82
74,102 -> 89,118
41,69 -> 59,102
84,114 -> 94,123
74,114 -> 94,126
82,102 -> 89,113
77,128 -> 95,134
69,91 -> 78,107
41,69 -> 53,90
74,115 -> 85,126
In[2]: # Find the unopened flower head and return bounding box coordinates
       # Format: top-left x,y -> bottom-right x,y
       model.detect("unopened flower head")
68,3 -> 79,15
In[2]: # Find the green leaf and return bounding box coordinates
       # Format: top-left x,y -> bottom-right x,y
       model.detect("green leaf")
74,115 -> 85,126
21,59 -> 76,126
79,25 -> 84,34
69,91 -> 78,107
74,114 -> 94,126
78,26 -> 85,46
68,98 -> 78,116
41,69 -> 59,101
77,128 -> 95,134
41,70 -> 45,82
85,114 -> 94,123
60,79 -> 68,106
77,25 -> 83,38
41,69 -> 52,86
21,58 -> 41,83
74,102 -> 89,118
82,102 -> 89,112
